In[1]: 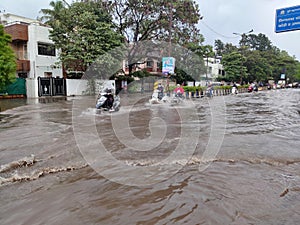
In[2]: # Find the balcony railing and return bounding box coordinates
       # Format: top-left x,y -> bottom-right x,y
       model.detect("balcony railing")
17,60 -> 30,72
15,51 -> 29,60
4,24 -> 28,41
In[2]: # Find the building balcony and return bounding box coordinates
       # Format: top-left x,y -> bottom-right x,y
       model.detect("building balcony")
146,67 -> 153,72
17,60 -> 30,72
4,23 -> 28,41
15,51 -> 29,60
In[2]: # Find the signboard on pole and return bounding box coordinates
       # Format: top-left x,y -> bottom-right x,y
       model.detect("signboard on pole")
275,5 -> 300,33
162,57 -> 175,75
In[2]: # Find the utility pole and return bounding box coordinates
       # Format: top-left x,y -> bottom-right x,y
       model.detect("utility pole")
168,2 -> 173,57
165,2 -> 173,96
206,56 -> 208,86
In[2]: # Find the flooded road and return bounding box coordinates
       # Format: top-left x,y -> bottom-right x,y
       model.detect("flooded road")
0,89 -> 300,224
0,98 -> 27,112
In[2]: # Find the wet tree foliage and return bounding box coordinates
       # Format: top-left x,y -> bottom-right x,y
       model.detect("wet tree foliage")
215,34 -> 300,83
39,0 -> 204,78
0,25 -> 16,92
39,0 -> 124,72
38,0 -> 300,83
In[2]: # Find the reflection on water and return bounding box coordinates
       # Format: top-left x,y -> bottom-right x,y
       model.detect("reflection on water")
0,98 -> 27,112
0,89 -> 300,224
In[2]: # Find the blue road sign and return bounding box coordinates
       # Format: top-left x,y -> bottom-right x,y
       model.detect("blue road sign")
275,5 -> 300,33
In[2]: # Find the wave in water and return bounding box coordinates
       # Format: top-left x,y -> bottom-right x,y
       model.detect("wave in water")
0,155 -> 36,173
124,155 -> 300,167
0,155 -> 88,186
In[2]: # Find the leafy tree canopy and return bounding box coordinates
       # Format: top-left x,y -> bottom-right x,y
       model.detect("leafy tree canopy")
0,25 -> 16,92
109,0 -> 202,45
39,0 -> 124,72
106,0 -> 204,76
216,34 -> 300,83
221,51 -> 247,83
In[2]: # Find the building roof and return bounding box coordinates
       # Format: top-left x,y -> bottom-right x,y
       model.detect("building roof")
0,13 -> 42,26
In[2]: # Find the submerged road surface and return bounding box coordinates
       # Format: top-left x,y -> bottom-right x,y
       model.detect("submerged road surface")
0,89 -> 300,224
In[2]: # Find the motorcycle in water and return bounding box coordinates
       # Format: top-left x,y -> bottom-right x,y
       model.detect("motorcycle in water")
248,86 -> 253,92
149,90 -> 169,104
248,84 -> 258,93
170,92 -> 185,104
231,86 -> 238,94
95,91 -> 120,112
206,86 -> 213,98
149,86 -> 186,105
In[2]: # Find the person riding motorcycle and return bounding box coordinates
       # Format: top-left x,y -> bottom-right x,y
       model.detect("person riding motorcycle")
174,84 -> 184,97
104,88 -> 114,109
232,82 -> 238,94
157,83 -> 164,100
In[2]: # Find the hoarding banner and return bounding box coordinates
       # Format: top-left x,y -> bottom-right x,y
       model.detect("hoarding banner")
162,57 -> 175,75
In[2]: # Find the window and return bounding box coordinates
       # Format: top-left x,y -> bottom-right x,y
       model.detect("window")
219,69 -> 225,76
44,72 -> 52,78
18,72 -> 28,78
38,43 -> 56,56
208,67 -> 212,74
146,60 -> 153,68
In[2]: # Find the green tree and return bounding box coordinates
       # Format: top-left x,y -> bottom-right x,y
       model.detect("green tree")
39,0 -> 66,26
110,0 -> 202,44
217,32 -> 300,84
223,43 -> 238,55
294,62 -> 300,81
214,39 -> 225,56
173,68 -> 195,85
275,50 -> 298,82
244,50 -> 272,83
0,25 -> 16,92
108,0 -> 203,74
39,0 -> 124,73
188,44 -> 214,58
185,42 -> 212,77
240,33 -> 272,51
221,51 -> 247,83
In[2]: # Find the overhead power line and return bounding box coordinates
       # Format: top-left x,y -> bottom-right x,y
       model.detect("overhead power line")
200,21 -> 238,39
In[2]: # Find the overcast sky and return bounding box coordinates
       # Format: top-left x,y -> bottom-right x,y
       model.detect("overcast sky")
198,0 -> 300,60
1,0 -> 299,60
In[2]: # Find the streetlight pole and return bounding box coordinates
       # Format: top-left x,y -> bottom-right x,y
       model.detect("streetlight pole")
205,55 -> 208,86
232,29 -> 253,36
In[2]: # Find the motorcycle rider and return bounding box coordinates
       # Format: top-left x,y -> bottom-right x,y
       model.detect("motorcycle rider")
157,83 -> 164,100
174,84 -> 184,97
104,88 -> 114,110
232,82 -> 238,94
206,83 -> 214,97
248,82 -> 258,92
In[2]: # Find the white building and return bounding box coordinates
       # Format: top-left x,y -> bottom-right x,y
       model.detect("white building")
0,13 -> 63,79
196,56 -> 224,86
203,56 -> 225,81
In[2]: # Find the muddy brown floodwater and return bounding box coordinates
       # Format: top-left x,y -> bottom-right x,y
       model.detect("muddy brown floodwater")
0,89 -> 300,225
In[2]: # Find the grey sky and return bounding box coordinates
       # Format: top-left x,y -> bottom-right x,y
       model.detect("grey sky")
1,0 -> 299,60
198,0 -> 300,60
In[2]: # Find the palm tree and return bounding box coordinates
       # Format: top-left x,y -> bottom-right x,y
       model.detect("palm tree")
38,0 -> 67,26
